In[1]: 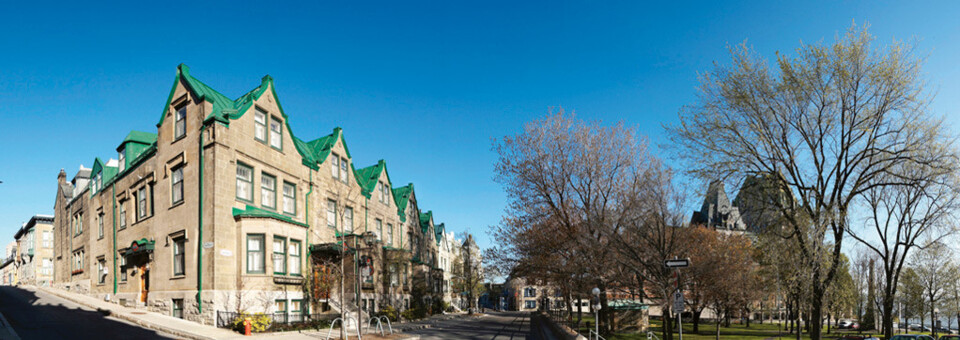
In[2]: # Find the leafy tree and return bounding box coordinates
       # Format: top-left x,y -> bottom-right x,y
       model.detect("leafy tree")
667,25 -> 949,340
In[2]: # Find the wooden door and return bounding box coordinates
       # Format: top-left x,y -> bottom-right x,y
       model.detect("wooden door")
139,265 -> 149,303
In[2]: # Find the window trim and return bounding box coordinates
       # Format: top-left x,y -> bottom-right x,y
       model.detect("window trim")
246,234 -> 266,274
236,163 -> 254,203
172,298 -> 184,319
326,200 -> 337,229
330,154 -> 340,179
173,237 -> 186,277
97,213 -> 104,239
171,166 -> 184,205
254,108 -> 268,144
273,236 -> 287,275
282,181 -> 296,216
269,115 -> 284,151
261,172 -> 277,210
174,105 -> 187,140
289,239 -> 302,276
118,201 -> 127,230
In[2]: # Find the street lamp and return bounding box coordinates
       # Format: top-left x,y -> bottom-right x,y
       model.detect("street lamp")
592,287 -> 601,339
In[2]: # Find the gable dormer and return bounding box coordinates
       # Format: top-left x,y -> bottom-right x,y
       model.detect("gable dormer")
116,131 -> 157,173
355,160 -> 395,204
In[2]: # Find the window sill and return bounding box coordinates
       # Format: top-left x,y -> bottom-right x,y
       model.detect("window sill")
170,275 -> 186,280
170,200 -> 184,210
71,270 -> 84,275
118,227 -> 127,232
172,134 -> 186,145
132,215 -> 153,226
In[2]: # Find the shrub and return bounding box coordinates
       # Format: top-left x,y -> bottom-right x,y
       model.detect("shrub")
401,307 -> 426,320
376,305 -> 399,322
230,313 -> 272,333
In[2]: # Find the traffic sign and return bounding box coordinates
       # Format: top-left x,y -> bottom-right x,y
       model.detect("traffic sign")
673,291 -> 684,313
664,258 -> 691,268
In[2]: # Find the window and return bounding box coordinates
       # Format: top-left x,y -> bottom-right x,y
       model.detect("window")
402,264 -> 408,285
344,207 -> 353,234
171,166 -> 184,205
136,186 -> 151,221
247,234 -> 265,273
269,116 -> 282,150
290,300 -> 303,322
387,224 -> 394,246
339,157 -> 348,183
525,287 -> 537,297
98,213 -> 104,239
289,240 -> 301,276
376,219 -> 383,242
175,106 -> 186,139
382,184 -> 390,205
97,258 -> 106,284
326,200 -> 337,229
42,231 -> 52,248
118,149 -> 126,173
275,300 -> 287,315
172,299 -> 184,319
330,154 -> 340,179
377,182 -> 383,203
72,249 -> 84,273
273,237 -> 286,275
236,164 -> 253,202
41,258 -> 53,275
119,254 -> 127,282
173,237 -> 185,276
254,108 -> 267,143
119,202 -> 127,230
282,182 -> 296,215
261,173 -> 276,210
74,213 -> 83,236
526,300 -> 537,309
390,264 -> 398,286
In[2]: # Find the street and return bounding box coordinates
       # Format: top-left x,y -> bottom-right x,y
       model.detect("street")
406,311 -> 542,340
0,286 -> 176,340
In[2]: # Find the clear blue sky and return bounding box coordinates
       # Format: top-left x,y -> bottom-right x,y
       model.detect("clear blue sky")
2,1 -> 959,253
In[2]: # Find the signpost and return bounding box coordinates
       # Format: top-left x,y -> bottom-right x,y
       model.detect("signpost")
665,258 -> 691,340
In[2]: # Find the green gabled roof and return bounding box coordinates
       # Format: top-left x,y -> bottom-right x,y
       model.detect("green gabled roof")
434,222 -> 445,246
156,64 -> 318,170
392,183 -> 415,222
307,127 -> 353,165
119,131 -> 157,148
419,210 -> 433,234
354,160 -> 395,199
232,204 -> 308,228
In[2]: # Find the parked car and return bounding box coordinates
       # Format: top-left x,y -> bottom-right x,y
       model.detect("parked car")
839,320 -> 854,329
839,336 -> 880,340
910,324 -> 925,331
891,335 -> 935,340
935,327 -> 953,334
939,335 -> 960,340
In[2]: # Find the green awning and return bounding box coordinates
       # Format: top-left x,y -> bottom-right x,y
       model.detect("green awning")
125,238 -> 155,256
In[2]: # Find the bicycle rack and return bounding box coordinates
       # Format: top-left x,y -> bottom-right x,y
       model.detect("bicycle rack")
647,331 -> 661,340
367,317 -> 385,336
590,329 -> 607,340
325,316 -> 362,340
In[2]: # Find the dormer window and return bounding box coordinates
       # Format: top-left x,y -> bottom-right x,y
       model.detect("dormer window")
269,116 -> 283,150
118,149 -> 125,172
174,106 -> 186,140
254,108 -> 267,143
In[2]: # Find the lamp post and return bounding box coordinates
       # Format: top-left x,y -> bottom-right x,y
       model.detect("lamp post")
592,287 -> 601,339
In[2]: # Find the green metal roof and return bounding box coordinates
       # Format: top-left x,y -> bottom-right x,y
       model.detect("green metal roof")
392,183 -> 414,222
232,204 -> 308,228
419,211 -> 433,234
354,160 -> 395,199
119,131 -> 157,148
434,222 -> 445,246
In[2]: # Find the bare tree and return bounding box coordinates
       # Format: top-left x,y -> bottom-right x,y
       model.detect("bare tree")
910,240 -> 959,337
308,182 -> 361,339
666,25 -> 948,340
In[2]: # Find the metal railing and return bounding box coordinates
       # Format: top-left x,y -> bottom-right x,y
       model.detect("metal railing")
215,311 -> 333,330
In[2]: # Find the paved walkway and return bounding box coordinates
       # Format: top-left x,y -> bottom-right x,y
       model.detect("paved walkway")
406,311 -> 539,340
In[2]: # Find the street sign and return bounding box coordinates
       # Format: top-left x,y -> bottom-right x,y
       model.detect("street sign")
673,291 -> 684,313
664,258 -> 691,268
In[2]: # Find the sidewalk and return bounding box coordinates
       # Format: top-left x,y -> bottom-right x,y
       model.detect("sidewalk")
32,285 -> 237,340
32,285 -> 423,340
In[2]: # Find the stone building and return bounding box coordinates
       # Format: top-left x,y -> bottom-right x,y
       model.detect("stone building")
1,241 -> 15,285
690,180 -> 746,232
53,64 -> 457,325
14,215 -> 55,286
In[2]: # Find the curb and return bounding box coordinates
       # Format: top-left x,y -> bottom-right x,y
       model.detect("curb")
34,287 -> 217,340
0,311 -> 20,340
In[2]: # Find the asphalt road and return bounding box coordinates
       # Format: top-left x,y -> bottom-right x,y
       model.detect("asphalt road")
0,286 -> 176,340
406,311 -> 544,340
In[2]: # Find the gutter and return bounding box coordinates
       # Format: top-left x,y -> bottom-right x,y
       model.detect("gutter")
197,124 -> 205,315
112,184 -> 117,295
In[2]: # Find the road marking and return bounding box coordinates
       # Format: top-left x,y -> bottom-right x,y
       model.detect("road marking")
0,311 -> 21,340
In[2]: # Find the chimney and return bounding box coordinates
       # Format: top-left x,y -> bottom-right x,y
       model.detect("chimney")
58,168 -> 67,184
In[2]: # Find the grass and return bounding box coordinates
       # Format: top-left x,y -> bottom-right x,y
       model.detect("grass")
603,319 -> 896,340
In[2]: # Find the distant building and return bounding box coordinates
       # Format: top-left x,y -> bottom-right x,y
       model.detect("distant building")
14,215 -> 55,286
1,241 -> 15,285
690,180 -> 746,231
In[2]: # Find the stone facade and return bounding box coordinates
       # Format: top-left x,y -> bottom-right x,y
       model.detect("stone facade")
52,65 -> 468,326
14,215 -> 55,287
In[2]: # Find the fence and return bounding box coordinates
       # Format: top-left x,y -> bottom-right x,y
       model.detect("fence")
216,311 -> 335,331
546,309 -> 592,336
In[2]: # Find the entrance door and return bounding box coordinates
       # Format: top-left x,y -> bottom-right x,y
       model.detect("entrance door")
139,264 -> 149,303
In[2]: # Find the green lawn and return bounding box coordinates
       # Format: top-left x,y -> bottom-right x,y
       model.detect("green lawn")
604,319 -> 890,340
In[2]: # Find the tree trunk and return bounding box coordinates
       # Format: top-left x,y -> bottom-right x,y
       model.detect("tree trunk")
810,289 -> 824,340
693,310 -> 702,333
663,306 -> 674,340
930,294 -> 937,338
882,291 -> 895,340
716,310 -> 722,340
827,313 -> 831,334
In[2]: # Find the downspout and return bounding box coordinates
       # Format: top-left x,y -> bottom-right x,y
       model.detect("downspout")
112,184 -> 117,295
304,169 -> 313,307
197,124 -> 205,315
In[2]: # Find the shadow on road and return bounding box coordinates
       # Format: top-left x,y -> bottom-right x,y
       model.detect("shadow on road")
0,286 -> 174,340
